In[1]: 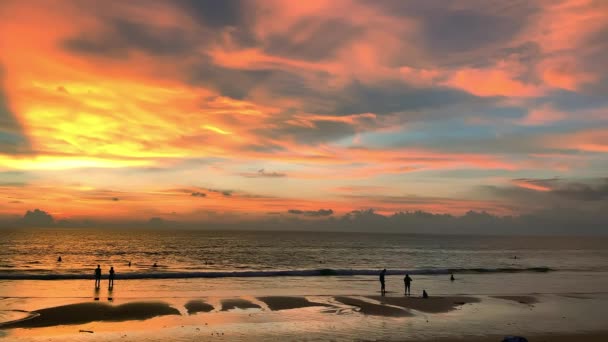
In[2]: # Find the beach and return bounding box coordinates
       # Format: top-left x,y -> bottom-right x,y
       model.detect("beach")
2,275 -> 608,341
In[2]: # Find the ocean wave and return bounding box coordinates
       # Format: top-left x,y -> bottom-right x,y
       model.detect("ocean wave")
0,267 -> 553,280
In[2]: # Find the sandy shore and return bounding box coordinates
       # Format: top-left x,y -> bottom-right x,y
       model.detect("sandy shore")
2,283 -> 608,341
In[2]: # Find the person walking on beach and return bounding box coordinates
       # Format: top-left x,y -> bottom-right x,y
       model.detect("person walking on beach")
108,266 -> 115,288
94,265 -> 101,288
379,269 -> 387,296
404,273 -> 412,296
450,273 -> 455,281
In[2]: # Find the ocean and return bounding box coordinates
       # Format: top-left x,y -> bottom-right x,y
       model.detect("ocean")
1,228 -> 607,280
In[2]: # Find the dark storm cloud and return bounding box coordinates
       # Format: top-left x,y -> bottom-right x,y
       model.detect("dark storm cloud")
191,191 -> 207,197
63,18 -> 196,58
287,209 -> 334,217
264,17 -> 363,62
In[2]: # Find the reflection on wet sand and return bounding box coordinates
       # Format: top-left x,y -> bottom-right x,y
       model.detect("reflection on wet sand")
491,296 -> 538,305
334,296 -> 412,317
184,300 -> 214,314
220,298 -> 261,311
257,296 -> 330,311
369,295 -> 480,313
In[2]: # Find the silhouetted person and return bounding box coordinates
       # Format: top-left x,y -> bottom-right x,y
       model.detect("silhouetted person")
94,265 -> 101,288
153,262 -> 158,268
423,289 -> 429,298
450,274 -> 455,281
108,267 -> 115,288
404,274 -> 412,296
128,261 -> 131,267
379,269 -> 387,296
57,256 -> 62,262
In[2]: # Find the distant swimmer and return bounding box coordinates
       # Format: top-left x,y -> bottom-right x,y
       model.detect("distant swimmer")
108,267 -> 115,288
153,262 -> 158,268
423,290 -> 429,298
57,256 -> 62,262
404,274 -> 412,296
450,274 -> 455,281
379,269 -> 387,296
94,265 -> 101,288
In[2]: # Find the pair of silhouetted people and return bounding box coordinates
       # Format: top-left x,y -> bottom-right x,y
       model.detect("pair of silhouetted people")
379,269 -> 386,296
404,274 -> 412,296
94,265 -> 115,288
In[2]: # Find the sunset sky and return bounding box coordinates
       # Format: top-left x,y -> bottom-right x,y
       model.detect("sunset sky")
1,0 -> 607,226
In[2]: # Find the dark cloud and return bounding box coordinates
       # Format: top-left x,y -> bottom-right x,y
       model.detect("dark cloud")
111,197 -> 120,201
479,178 -> 608,217
511,178 -> 608,201
240,169 -> 287,178
189,57 -> 313,100
20,209 -> 54,227
0,67 -> 30,154
288,209 -> 334,217
264,17 -> 362,62
256,120 -> 357,145
207,188 -> 233,197
191,191 -> 207,197
550,179 -> 608,201
63,18 -> 196,58
418,9 -> 524,54
324,80 -> 489,115
368,1 -> 537,66
147,217 -> 166,227
177,0 -> 246,28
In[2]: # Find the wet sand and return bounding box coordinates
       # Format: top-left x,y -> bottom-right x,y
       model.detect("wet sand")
2,276 -> 608,341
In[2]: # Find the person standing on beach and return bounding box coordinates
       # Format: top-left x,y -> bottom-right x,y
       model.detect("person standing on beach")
404,273 -> 412,296
108,267 -> 115,288
94,265 -> 101,288
379,269 -> 387,296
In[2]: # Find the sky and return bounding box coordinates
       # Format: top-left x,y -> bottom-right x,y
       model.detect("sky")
0,0 -> 607,232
